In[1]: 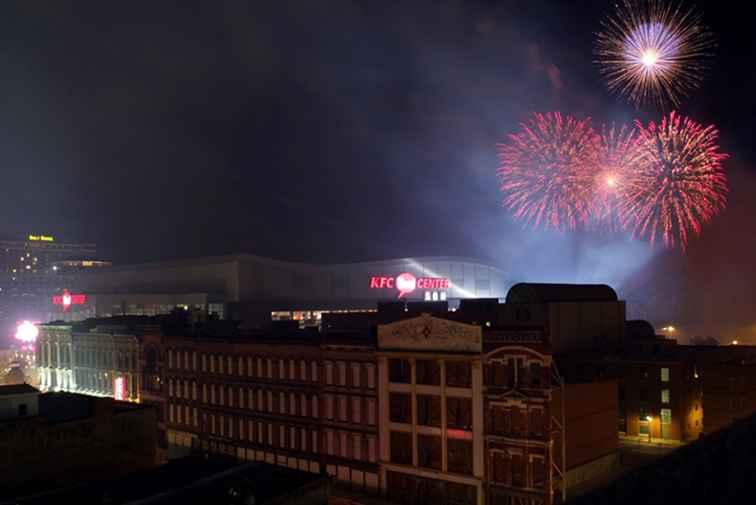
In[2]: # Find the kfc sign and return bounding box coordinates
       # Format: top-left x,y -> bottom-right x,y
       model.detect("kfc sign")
52,289 -> 87,311
369,272 -> 450,299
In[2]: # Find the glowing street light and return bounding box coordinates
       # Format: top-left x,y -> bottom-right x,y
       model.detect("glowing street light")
732,340 -> 739,345
645,415 -> 653,443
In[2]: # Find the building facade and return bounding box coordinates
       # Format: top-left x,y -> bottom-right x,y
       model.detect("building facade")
161,331 -> 382,492
50,255 -> 508,326
36,323 -> 141,401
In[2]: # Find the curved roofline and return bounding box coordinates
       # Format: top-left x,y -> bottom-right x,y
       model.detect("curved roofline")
76,254 -> 507,275
506,282 -> 618,304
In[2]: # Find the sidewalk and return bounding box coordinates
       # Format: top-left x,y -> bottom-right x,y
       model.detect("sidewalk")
619,434 -> 685,448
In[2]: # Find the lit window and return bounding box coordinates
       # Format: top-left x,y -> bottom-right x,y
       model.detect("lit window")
661,389 -> 670,404
661,368 -> 670,382
661,408 -> 672,424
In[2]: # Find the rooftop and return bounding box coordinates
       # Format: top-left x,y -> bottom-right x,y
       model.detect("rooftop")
506,283 -> 618,304
0,383 -> 39,396
1,456 -> 328,505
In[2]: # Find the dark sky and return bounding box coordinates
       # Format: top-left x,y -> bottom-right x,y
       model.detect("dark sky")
0,0 -> 754,339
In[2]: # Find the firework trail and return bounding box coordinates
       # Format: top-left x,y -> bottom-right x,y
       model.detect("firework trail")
497,112 -> 600,231
622,111 -> 728,249
595,0 -> 715,108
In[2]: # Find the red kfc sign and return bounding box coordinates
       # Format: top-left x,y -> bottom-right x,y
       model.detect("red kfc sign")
369,272 -> 449,299
52,289 -> 87,311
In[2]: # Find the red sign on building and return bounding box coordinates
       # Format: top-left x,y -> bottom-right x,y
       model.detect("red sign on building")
369,272 -> 450,299
52,290 -> 87,311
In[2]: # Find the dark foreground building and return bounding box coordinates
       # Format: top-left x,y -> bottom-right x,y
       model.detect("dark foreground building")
0,456 -> 330,505
0,384 -> 158,492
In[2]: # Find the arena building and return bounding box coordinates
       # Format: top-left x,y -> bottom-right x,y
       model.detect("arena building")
46,255 -> 508,326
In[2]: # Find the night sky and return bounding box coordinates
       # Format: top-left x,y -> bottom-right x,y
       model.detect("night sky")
1,1 -> 754,339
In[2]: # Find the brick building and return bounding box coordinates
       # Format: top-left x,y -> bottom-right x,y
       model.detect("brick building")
161,326 -> 381,493
376,309 -> 618,505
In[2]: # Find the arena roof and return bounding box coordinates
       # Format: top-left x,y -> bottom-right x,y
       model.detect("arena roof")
505,283 -> 619,304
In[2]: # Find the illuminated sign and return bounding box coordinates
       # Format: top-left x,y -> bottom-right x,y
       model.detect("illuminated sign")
52,290 -> 87,310
369,272 -> 450,299
81,261 -> 94,267
28,235 -> 54,242
114,376 -> 127,401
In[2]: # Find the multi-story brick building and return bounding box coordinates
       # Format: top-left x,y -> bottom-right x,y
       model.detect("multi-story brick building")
376,307 -> 619,505
161,326 -> 381,493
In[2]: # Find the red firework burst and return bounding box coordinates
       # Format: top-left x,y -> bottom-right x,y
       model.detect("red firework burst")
497,112 -> 600,230
621,111 -> 728,249
592,124 -> 645,231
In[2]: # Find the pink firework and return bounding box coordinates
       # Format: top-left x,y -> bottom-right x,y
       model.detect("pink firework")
622,111 -> 728,249
497,112 -> 600,230
591,124 -> 646,231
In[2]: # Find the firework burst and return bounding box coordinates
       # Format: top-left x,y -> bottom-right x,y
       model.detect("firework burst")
621,111 -> 728,250
497,112 -> 600,231
592,124 -> 645,230
595,0 -> 715,108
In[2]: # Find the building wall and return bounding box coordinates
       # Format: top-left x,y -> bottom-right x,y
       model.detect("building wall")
37,326 -> 141,401
551,381 -> 618,471
548,302 -> 626,353
700,363 -> 756,434
161,336 -> 381,491
0,394 -> 157,488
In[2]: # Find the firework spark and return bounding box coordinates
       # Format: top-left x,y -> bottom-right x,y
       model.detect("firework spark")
497,112 -> 600,230
595,0 -> 715,107
592,124 -> 645,230
622,111 -> 728,249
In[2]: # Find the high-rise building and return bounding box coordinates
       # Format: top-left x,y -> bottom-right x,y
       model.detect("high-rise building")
0,235 -> 100,334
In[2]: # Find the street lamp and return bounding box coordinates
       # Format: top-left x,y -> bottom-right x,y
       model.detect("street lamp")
646,415 -> 653,443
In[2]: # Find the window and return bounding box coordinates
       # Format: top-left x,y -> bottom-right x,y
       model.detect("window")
661,389 -> 670,404
266,359 -> 273,379
389,393 -> 411,423
446,361 -> 471,388
389,359 -> 411,384
289,360 -> 296,380
219,356 -> 224,374
300,394 -> 308,417
491,407 -> 511,435
352,433 -> 362,460
279,392 -> 286,414
391,431 -> 412,465
18,404 -> 28,417
531,457 -> 546,488
661,367 -> 670,382
640,367 -> 648,380
368,436 -> 377,462
300,360 -> 307,381
489,361 -> 509,387
202,354 -> 207,372
447,397 -> 472,430
168,349 -> 174,369
447,438 -> 473,474
352,397 -> 361,423
326,431 -> 335,455
511,453 -> 525,487
290,394 -> 297,415
339,431 -> 349,458
492,452 -> 510,484
351,363 -> 361,388
418,435 -> 442,470
325,395 -> 334,419
325,361 -> 334,385
202,384 -> 207,403
311,361 -> 318,382
530,363 -> 542,387
416,360 -> 440,385
417,395 -> 441,426
210,355 -> 216,373
661,408 -> 672,424
279,359 -> 286,380
238,357 -> 244,376
366,363 -> 375,389
367,398 -> 376,425
247,357 -> 254,377
312,395 -> 319,418
529,408 -> 545,436
338,396 -> 348,421
337,361 -> 347,386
